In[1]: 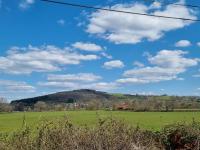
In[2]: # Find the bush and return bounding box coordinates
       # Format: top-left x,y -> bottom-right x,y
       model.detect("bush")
161,121 -> 200,149
0,117 -> 160,150
1,118 -> 200,150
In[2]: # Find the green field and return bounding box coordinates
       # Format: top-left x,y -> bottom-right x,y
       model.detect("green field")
0,111 -> 200,132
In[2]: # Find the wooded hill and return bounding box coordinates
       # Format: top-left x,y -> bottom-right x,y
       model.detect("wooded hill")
10,89 -> 200,111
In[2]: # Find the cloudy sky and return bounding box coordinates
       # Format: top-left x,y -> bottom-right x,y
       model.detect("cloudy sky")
0,0 -> 200,100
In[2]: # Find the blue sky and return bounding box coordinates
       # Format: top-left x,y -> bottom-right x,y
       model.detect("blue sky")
0,0 -> 200,100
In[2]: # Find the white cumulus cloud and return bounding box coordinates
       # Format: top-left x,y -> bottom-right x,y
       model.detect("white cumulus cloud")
39,73 -> 118,91
0,45 -> 99,74
47,73 -> 102,82
133,61 -> 144,67
86,1 -> 196,44
39,81 -> 118,91
100,52 -> 113,59
0,80 -> 35,93
148,50 -> 197,69
175,40 -> 191,47
117,50 -> 199,84
103,60 -> 124,69
72,42 -> 103,52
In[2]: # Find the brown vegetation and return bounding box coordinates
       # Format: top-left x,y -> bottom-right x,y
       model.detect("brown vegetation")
0,98 -> 12,112
0,117 -> 200,150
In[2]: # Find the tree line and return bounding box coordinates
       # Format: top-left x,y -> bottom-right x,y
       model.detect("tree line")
1,95 -> 200,112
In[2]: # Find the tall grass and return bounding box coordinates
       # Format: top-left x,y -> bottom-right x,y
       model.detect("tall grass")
0,117 -> 200,150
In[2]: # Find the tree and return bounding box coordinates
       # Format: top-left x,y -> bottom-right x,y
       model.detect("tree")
165,100 -> 174,112
54,104 -> 65,111
34,101 -> 47,112
86,99 -> 102,110
13,102 -> 25,111
0,97 -> 12,112
154,100 -> 164,111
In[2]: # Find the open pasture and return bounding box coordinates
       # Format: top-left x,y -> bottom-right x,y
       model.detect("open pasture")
0,111 -> 200,132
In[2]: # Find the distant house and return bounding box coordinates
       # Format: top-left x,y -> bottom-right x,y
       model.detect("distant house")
116,102 -> 129,110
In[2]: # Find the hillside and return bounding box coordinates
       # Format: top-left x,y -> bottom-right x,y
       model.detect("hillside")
11,89 -> 115,107
11,89 -> 200,111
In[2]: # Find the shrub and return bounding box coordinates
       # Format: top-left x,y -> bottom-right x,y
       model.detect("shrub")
161,121 -> 200,149
0,117 -> 160,150
1,118 -> 200,150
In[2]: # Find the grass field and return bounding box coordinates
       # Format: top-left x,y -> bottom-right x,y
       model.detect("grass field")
0,111 -> 200,133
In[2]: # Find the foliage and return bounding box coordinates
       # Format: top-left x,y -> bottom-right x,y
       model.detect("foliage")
0,117 -> 161,150
1,117 -> 200,150
161,121 -> 200,149
10,89 -> 200,112
34,101 -> 48,112
0,98 -> 12,112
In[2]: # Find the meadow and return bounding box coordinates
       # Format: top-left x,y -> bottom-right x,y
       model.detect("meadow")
0,111 -> 200,133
